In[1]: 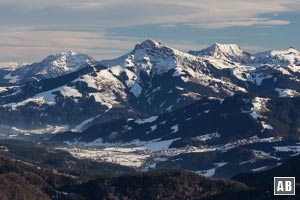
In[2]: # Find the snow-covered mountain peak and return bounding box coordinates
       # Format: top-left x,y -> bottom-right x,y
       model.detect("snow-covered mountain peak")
62,50 -> 78,56
133,39 -> 162,51
256,47 -> 299,58
189,43 -> 253,64
100,39 -> 205,81
51,50 -> 78,57
270,47 -> 299,56
44,50 -> 78,60
255,47 -> 300,69
191,43 -> 240,54
214,43 -> 243,53
98,40 -> 203,98
132,39 -> 181,58
3,51 -> 96,84
41,50 -> 95,70
287,47 -> 299,53
101,40 -> 189,75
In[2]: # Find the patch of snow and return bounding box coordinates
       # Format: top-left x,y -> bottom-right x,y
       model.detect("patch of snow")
276,88 -> 300,97
159,121 -> 167,125
72,115 -> 100,132
3,73 -> 20,83
1,96 -> 52,109
108,131 -> 118,139
135,116 -> 158,124
250,97 -> 269,120
0,125 -> 70,135
252,150 -> 281,161
153,157 -> 168,162
2,86 -> 82,109
192,132 -> 220,142
182,91 -> 201,99
127,81 -> 142,98
79,74 -> 98,89
259,137 -> 282,142
196,168 -> 216,177
0,86 -> 17,93
0,87 -> 8,93
141,138 -> 181,151
250,135 -> 259,140
166,105 -> 173,112
60,86 -> 82,98
0,145 -> 9,152
261,121 -> 273,130
215,162 -> 228,167
172,70 -> 185,77
90,93 -> 117,109
274,146 -> 300,153
159,101 -> 166,107
251,166 -> 268,172
176,86 -> 184,91
110,65 -> 123,76
239,159 -> 256,165
250,74 -> 273,86
150,125 -> 157,131
34,90 -> 57,104
170,125 -> 179,133
172,158 -> 183,162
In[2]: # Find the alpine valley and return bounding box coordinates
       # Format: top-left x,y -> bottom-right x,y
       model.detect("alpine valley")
1,39 -> 300,199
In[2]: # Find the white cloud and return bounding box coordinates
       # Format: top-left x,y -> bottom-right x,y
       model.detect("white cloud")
0,0 -> 299,62
0,28 -> 138,62
0,27 -> 212,63
82,0 -> 297,28
0,0 -> 298,28
0,62 -> 20,69
189,18 -> 290,29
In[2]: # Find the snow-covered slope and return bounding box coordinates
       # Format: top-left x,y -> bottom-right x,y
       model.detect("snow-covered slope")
1,41 -> 300,177
189,43 -> 253,64
0,40 -> 300,136
99,39 -> 203,97
51,93 -> 300,175
100,40 -> 246,104
3,51 -> 96,84
255,47 -> 300,73
0,40 -> 247,134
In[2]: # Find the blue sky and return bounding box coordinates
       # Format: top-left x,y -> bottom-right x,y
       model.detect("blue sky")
0,0 -> 300,66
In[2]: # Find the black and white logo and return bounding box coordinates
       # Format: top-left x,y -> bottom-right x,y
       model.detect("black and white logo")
274,177 -> 295,195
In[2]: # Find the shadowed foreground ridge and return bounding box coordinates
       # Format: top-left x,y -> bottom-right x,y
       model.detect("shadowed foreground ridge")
0,155 -> 250,200
1,150 -> 300,200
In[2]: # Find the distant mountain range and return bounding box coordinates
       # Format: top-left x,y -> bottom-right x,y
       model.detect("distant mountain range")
0,40 -> 300,176
0,39 -> 299,135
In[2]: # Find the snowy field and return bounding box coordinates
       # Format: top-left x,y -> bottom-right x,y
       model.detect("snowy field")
59,136 -> 284,173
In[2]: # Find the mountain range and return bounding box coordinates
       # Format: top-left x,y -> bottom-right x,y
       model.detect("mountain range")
0,39 -> 299,134
0,39 -> 300,178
